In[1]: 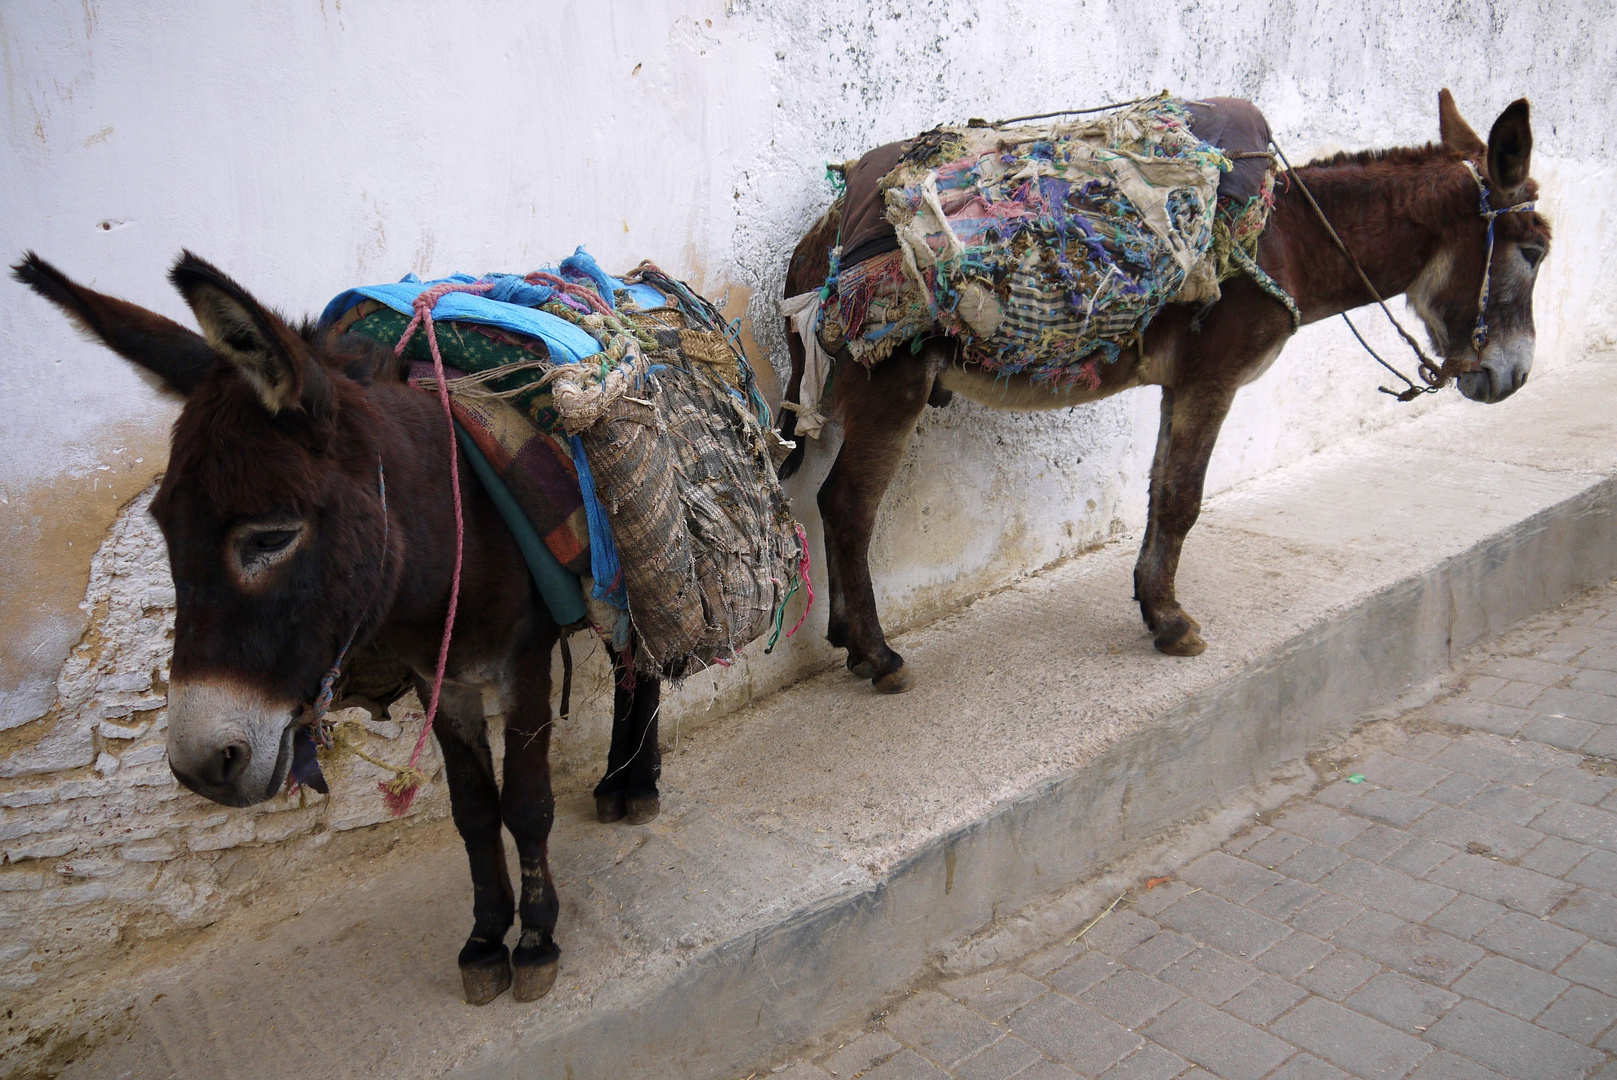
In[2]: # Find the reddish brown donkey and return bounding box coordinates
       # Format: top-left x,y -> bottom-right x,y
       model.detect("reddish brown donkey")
12,253 -> 665,1004
780,91 -> 1551,692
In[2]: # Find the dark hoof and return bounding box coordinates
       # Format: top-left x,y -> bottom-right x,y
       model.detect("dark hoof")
596,793 -> 627,823
847,657 -> 877,679
459,943 -> 512,1005
625,794 -> 660,825
873,664 -> 913,694
1154,619 -> 1207,656
510,944 -> 562,1002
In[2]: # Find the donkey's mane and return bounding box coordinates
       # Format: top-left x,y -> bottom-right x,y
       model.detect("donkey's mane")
1303,142 -> 1449,170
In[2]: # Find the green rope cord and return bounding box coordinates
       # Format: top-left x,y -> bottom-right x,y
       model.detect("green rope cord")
1230,246 -> 1301,332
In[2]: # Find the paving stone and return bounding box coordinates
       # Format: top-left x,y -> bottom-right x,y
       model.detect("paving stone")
1343,823 -> 1413,862
1559,939 -> 1617,997
1315,780 -> 1367,809
1408,805 -> 1543,860
1478,657 -> 1573,686
1333,911 -> 1484,985
1535,800 -> 1617,853
1567,849 -> 1617,892
1290,893 -> 1364,937
1318,858 -> 1456,922
1425,699 -> 1534,736
1536,985 -> 1617,1044
1177,851 -> 1283,903
1296,948 -> 1381,1001
1574,648 -> 1617,673
1252,933 -> 1334,979
1532,687 -> 1617,725
1535,765 -> 1617,805
1095,1043 -> 1190,1080
1154,892 -> 1290,959
1463,781 -> 1559,826
1047,951 -> 1123,997
1241,831 -> 1311,870
1346,971 -> 1460,1034
863,1048 -> 951,1080
1426,894 -> 1507,940
1358,752 -> 1451,795
1426,852 -> 1576,916
1522,714 -> 1598,751
1129,881 -> 1196,917
1013,1063 -> 1082,1080
1350,787 -> 1439,828
1531,639 -> 1589,665
1405,1049 -> 1510,1080
1009,995 -> 1142,1077
1572,667 -> 1617,695
1548,888 -> 1617,946
1384,837 -> 1461,878
1082,911 -> 1163,956
1272,804 -> 1373,846
775,1064 -> 835,1080
1431,742 -> 1553,786
952,1036 -> 1044,1080
1270,996 -> 1433,1079
1400,732 -> 1459,760
1276,843 -> 1351,883
1223,973 -> 1308,1025
1493,679 -> 1548,708
1117,930 -> 1198,976
1157,945 -> 1260,1006
1245,879 -> 1322,923
1079,970 -> 1181,1029
942,970 -> 1050,1024
1474,910 -> 1587,971
821,1033 -> 903,1078
1426,773 -> 1493,807
1021,940 -> 1090,978
1266,1054 -> 1348,1080
1224,826 -> 1275,856
1584,726 -> 1617,757
1140,998 -> 1293,1080
1518,834 -> 1591,877
1425,1000 -> 1605,1078
883,991 -> 1005,1068
1451,954 -> 1569,1019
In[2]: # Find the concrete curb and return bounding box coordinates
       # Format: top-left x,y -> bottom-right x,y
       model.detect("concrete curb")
451,481 -> 1617,1077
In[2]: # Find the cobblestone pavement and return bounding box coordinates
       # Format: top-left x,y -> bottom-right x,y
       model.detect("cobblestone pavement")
761,586 -> 1617,1080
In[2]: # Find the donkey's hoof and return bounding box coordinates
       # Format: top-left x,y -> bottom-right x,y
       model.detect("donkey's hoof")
625,794 -> 660,825
848,658 -> 877,679
460,947 -> 513,1005
1154,621 -> 1207,657
512,954 -> 560,1002
873,665 -> 913,694
595,793 -> 627,824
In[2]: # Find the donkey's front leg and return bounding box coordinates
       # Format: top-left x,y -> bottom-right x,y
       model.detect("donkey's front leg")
817,350 -> 936,692
430,682 -> 515,1004
502,629 -> 563,1001
593,648 -> 661,825
1134,380 -> 1237,655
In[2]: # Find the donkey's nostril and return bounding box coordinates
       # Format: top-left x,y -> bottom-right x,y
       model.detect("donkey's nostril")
203,742 -> 252,788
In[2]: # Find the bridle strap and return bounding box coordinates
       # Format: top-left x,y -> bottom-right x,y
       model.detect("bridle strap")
1460,159 -> 1537,351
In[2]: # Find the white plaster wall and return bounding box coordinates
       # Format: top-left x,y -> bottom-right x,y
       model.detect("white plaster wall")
3,0 -> 1616,1038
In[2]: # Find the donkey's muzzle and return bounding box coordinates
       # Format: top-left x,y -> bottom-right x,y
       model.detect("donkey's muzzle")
166,679 -> 298,806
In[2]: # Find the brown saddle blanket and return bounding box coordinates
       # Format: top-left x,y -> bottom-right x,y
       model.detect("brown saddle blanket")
835,97 -> 1272,272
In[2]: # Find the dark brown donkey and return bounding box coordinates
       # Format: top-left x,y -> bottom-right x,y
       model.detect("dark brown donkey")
780,90 -> 1551,691
12,253 -> 665,1004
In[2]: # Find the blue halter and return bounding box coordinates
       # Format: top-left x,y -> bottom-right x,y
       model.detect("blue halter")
1461,160 -> 1538,352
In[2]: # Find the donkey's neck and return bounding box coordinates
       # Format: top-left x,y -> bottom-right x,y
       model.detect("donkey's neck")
1270,149 -> 1477,325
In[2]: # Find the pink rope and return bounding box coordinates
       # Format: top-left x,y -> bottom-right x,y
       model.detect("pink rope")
524,271 -> 614,316
785,523 -> 814,639
382,279 -> 495,815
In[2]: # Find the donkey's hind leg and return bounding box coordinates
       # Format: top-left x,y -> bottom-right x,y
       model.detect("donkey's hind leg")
429,681 -> 515,1004
1134,380 -> 1237,655
817,348 -> 937,692
593,646 -> 661,825
501,626 -> 564,1001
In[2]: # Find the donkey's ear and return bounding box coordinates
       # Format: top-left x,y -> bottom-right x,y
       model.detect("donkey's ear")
168,251 -> 328,416
1487,99 -> 1533,200
11,252 -> 218,398
1438,89 -> 1486,156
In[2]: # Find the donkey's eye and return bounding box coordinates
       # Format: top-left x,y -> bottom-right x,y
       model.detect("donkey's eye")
1520,246 -> 1546,270
251,530 -> 299,554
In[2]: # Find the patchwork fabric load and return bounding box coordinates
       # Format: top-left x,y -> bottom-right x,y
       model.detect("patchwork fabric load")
324,254 -> 807,678
808,94 -> 1278,393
